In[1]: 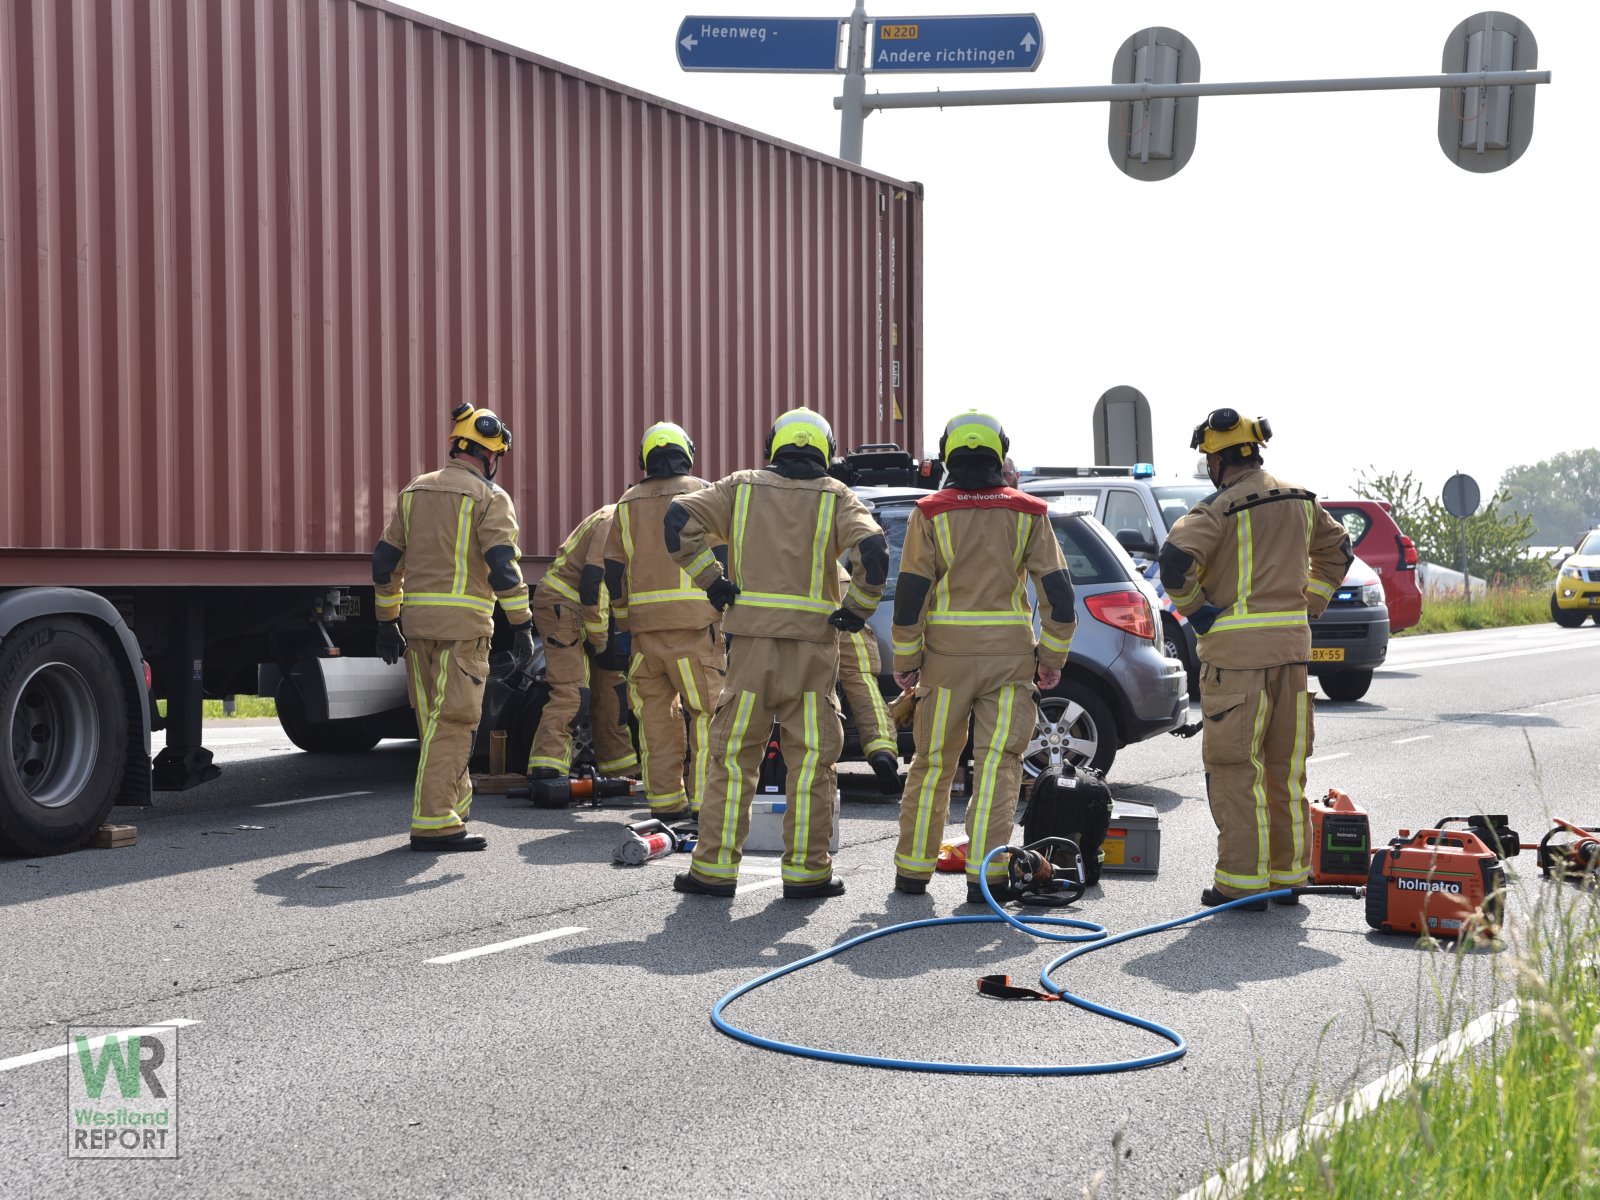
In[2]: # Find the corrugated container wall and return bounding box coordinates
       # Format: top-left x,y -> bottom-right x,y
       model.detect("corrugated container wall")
0,0 -> 922,584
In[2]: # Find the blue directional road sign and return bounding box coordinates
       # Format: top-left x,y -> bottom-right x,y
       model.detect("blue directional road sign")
870,13 -> 1044,72
676,16 -> 843,73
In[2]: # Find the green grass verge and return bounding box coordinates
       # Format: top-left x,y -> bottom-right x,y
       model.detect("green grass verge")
1399,588 -> 1554,636
1237,885 -> 1600,1199
155,697 -> 278,719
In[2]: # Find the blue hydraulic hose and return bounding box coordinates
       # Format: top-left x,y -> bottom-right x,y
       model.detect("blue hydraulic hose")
711,844 -> 1295,1075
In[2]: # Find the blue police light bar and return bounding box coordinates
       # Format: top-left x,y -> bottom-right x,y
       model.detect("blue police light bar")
1132,462 -> 1156,478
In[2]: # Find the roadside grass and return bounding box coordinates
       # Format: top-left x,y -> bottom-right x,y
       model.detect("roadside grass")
1400,587 -> 1554,636
1225,879 -> 1600,1200
155,697 -> 278,719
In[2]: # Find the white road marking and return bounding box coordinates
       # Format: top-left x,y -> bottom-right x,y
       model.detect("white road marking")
735,877 -> 786,896
255,791 -> 373,808
1307,752 -> 1349,765
0,1019 -> 201,1074
1533,694 -> 1600,710
1392,735 -> 1432,745
426,926 -> 585,965
1179,1000 -> 1521,1200
1386,642 -> 1600,672
1499,712 -> 1539,718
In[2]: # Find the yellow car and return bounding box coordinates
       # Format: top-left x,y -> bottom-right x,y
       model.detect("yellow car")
1553,529 -> 1600,627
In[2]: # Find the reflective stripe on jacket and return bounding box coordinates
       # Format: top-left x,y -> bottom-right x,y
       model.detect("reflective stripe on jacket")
1163,468 -> 1352,669
606,476 -> 720,634
373,460 -> 531,641
891,497 -> 1074,669
669,469 -> 883,643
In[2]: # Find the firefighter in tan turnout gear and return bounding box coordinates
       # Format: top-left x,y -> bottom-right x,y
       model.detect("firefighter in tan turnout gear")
372,405 -> 535,852
1159,410 -> 1353,909
599,423 -> 724,816
667,408 -> 889,899
526,505 -> 639,782
836,559 -> 901,793
891,411 -> 1077,903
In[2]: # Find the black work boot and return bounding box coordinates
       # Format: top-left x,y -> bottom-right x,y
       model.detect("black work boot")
1200,886 -> 1268,912
869,750 -> 902,793
966,879 -> 1026,905
673,872 -> 736,898
893,874 -> 928,895
783,877 -> 846,900
1271,890 -> 1302,906
410,831 -> 488,852
528,767 -> 562,782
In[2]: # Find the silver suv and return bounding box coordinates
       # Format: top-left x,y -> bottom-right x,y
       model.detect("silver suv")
841,485 -> 1188,778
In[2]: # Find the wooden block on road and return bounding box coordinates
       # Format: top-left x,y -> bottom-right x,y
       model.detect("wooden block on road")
471,773 -> 526,795
92,824 -> 138,848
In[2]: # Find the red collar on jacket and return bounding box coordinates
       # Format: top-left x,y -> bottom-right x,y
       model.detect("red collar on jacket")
915,487 -> 1049,518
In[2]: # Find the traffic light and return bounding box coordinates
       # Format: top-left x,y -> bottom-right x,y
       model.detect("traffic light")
1437,11 -> 1539,172
1107,27 -> 1200,181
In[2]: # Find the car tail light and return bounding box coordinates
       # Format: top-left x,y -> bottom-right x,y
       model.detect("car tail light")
143,659 -> 153,690
1086,589 -> 1156,640
1396,534 -> 1418,569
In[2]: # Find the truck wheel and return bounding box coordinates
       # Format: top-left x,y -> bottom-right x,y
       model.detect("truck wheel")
1319,669 -> 1373,702
1024,680 -> 1116,778
1552,595 -> 1587,628
275,681 -> 382,754
0,617 -> 130,856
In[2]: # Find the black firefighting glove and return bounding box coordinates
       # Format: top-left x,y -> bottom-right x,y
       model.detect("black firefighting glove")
376,621 -> 407,666
1186,604 -> 1224,636
706,576 -> 741,612
827,607 -> 867,634
510,625 -> 537,680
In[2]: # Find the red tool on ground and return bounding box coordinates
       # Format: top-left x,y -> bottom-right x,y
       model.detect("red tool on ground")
1537,818 -> 1600,879
1365,821 -> 1508,940
1309,788 -> 1372,886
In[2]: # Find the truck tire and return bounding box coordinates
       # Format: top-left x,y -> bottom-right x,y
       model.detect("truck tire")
275,681 -> 382,754
1319,669 -> 1373,703
0,617 -> 130,856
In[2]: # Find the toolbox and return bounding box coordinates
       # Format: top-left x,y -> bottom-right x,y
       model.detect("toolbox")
1100,800 -> 1160,874
744,795 -> 841,855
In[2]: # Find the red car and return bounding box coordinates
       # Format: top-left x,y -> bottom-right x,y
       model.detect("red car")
1320,499 -> 1422,631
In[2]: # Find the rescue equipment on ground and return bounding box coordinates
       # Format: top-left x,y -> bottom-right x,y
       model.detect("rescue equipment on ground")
1022,764 -> 1114,885
1365,817 -> 1513,940
613,819 -> 697,865
935,834 -> 969,873
744,796 -> 841,855
1310,788 -> 1372,886
1537,818 -> 1600,879
711,843 -> 1364,1075
527,768 -> 641,809
1102,800 -> 1161,874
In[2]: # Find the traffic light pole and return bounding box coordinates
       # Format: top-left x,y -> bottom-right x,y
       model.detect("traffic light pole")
833,68 -> 1549,161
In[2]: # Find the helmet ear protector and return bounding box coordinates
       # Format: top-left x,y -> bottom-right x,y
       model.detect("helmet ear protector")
638,422 -> 697,471
1190,408 -> 1271,454
450,403 -> 512,454
938,410 -> 1010,464
764,408 -> 837,463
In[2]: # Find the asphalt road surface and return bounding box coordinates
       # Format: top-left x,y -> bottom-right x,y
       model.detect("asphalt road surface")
4,622 -> 1599,1198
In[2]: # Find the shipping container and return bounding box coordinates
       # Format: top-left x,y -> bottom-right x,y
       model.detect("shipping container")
0,0 -> 925,854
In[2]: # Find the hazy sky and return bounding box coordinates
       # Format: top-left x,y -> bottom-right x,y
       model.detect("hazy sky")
403,0 -> 1595,503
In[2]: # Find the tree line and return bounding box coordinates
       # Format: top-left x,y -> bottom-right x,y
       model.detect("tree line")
1351,448 -> 1600,588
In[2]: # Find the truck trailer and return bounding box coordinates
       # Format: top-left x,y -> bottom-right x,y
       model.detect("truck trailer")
0,0 -> 924,855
